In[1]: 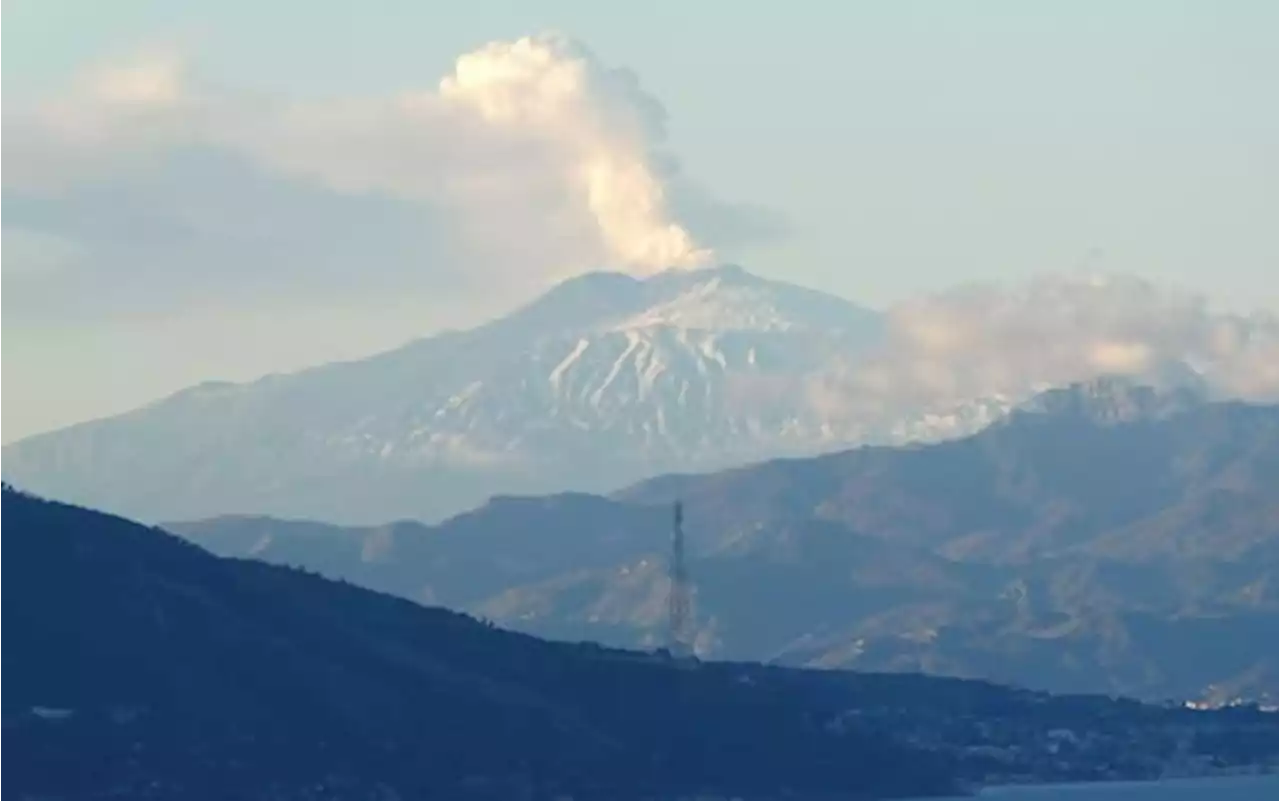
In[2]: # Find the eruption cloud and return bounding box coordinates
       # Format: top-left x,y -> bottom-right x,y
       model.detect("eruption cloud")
439,35 -> 712,272
232,32 -> 719,279
7,33 -> 1272,406
6,34 -> 721,283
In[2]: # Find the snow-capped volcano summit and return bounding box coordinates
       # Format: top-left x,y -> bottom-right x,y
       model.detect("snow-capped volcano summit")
608,264 -> 879,333
1,265 -> 1241,525
494,263 -> 878,335
2,265 -> 884,523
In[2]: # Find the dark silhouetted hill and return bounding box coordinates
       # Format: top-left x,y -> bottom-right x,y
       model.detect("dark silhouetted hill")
4,486 -> 959,800
7,488 -> 1278,800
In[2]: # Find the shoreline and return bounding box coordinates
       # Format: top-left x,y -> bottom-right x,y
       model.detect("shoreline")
954,771 -> 1280,798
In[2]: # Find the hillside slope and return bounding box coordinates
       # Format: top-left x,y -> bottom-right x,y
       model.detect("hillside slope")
2,265 -> 886,524
172,382 -> 1279,702
3,487 -> 951,800
6,487 -> 1277,800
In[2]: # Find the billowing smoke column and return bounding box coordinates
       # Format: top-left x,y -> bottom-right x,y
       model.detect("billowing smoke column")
210,33 -> 720,278
13,34 -> 1273,394
439,35 -> 712,273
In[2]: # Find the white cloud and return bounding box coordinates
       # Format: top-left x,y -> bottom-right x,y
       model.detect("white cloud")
439,35 -> 711,271
5,34 -> 1268,442
82,52 -> 187,109
0,34 -> 784,440
4,52 -> 200,194
811,274 -> 1278,421
5,34 -> 749,297
231,34 -> 717,277
1,228 -> 87,278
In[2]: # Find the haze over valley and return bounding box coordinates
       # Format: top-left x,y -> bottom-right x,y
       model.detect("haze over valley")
4,6 -> 1276,800
168,379 -> 1279,704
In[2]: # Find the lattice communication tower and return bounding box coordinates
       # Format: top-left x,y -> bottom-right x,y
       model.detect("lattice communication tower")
666,501 -> 693,657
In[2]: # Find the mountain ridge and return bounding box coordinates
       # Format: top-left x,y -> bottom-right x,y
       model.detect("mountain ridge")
0,485 -> 952,800
169,382 -> 1280,702
3,265 -> 1268,524
7,486 -> 1278,799
1,264 -> 886,523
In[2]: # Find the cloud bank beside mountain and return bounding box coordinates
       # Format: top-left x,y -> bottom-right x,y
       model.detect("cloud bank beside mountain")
2,33 -> 1272,442
3,34 -> 772,327
807,275 -> 1278,428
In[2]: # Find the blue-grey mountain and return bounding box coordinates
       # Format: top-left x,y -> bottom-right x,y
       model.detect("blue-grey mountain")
4,265 -> 894,523
171,380 -> 1279,703
6,487 -> 1276,800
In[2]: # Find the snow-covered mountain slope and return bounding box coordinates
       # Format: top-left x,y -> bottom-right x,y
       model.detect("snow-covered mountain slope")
0,264 -> 1251,525
2,265 -> 891,523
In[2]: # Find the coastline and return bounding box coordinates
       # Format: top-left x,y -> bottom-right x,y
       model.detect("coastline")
957,771 -> 1280,799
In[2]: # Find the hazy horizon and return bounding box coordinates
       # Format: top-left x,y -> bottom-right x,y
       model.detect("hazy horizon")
4,1 -> 1277,440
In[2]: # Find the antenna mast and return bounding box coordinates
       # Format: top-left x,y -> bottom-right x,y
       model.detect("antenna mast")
667,500 -> 693,658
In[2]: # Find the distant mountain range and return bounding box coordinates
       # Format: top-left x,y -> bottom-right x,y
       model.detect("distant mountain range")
5,264 -> 1257,525
6,487 -> 1276,800
172,380 -> 1279,703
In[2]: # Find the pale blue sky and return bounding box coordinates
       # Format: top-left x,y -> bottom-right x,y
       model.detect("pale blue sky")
6,1 -> 1276,302
3,1 -> 1276,439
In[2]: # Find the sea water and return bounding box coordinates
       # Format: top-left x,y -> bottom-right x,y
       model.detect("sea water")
956,774 -> 1278,799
